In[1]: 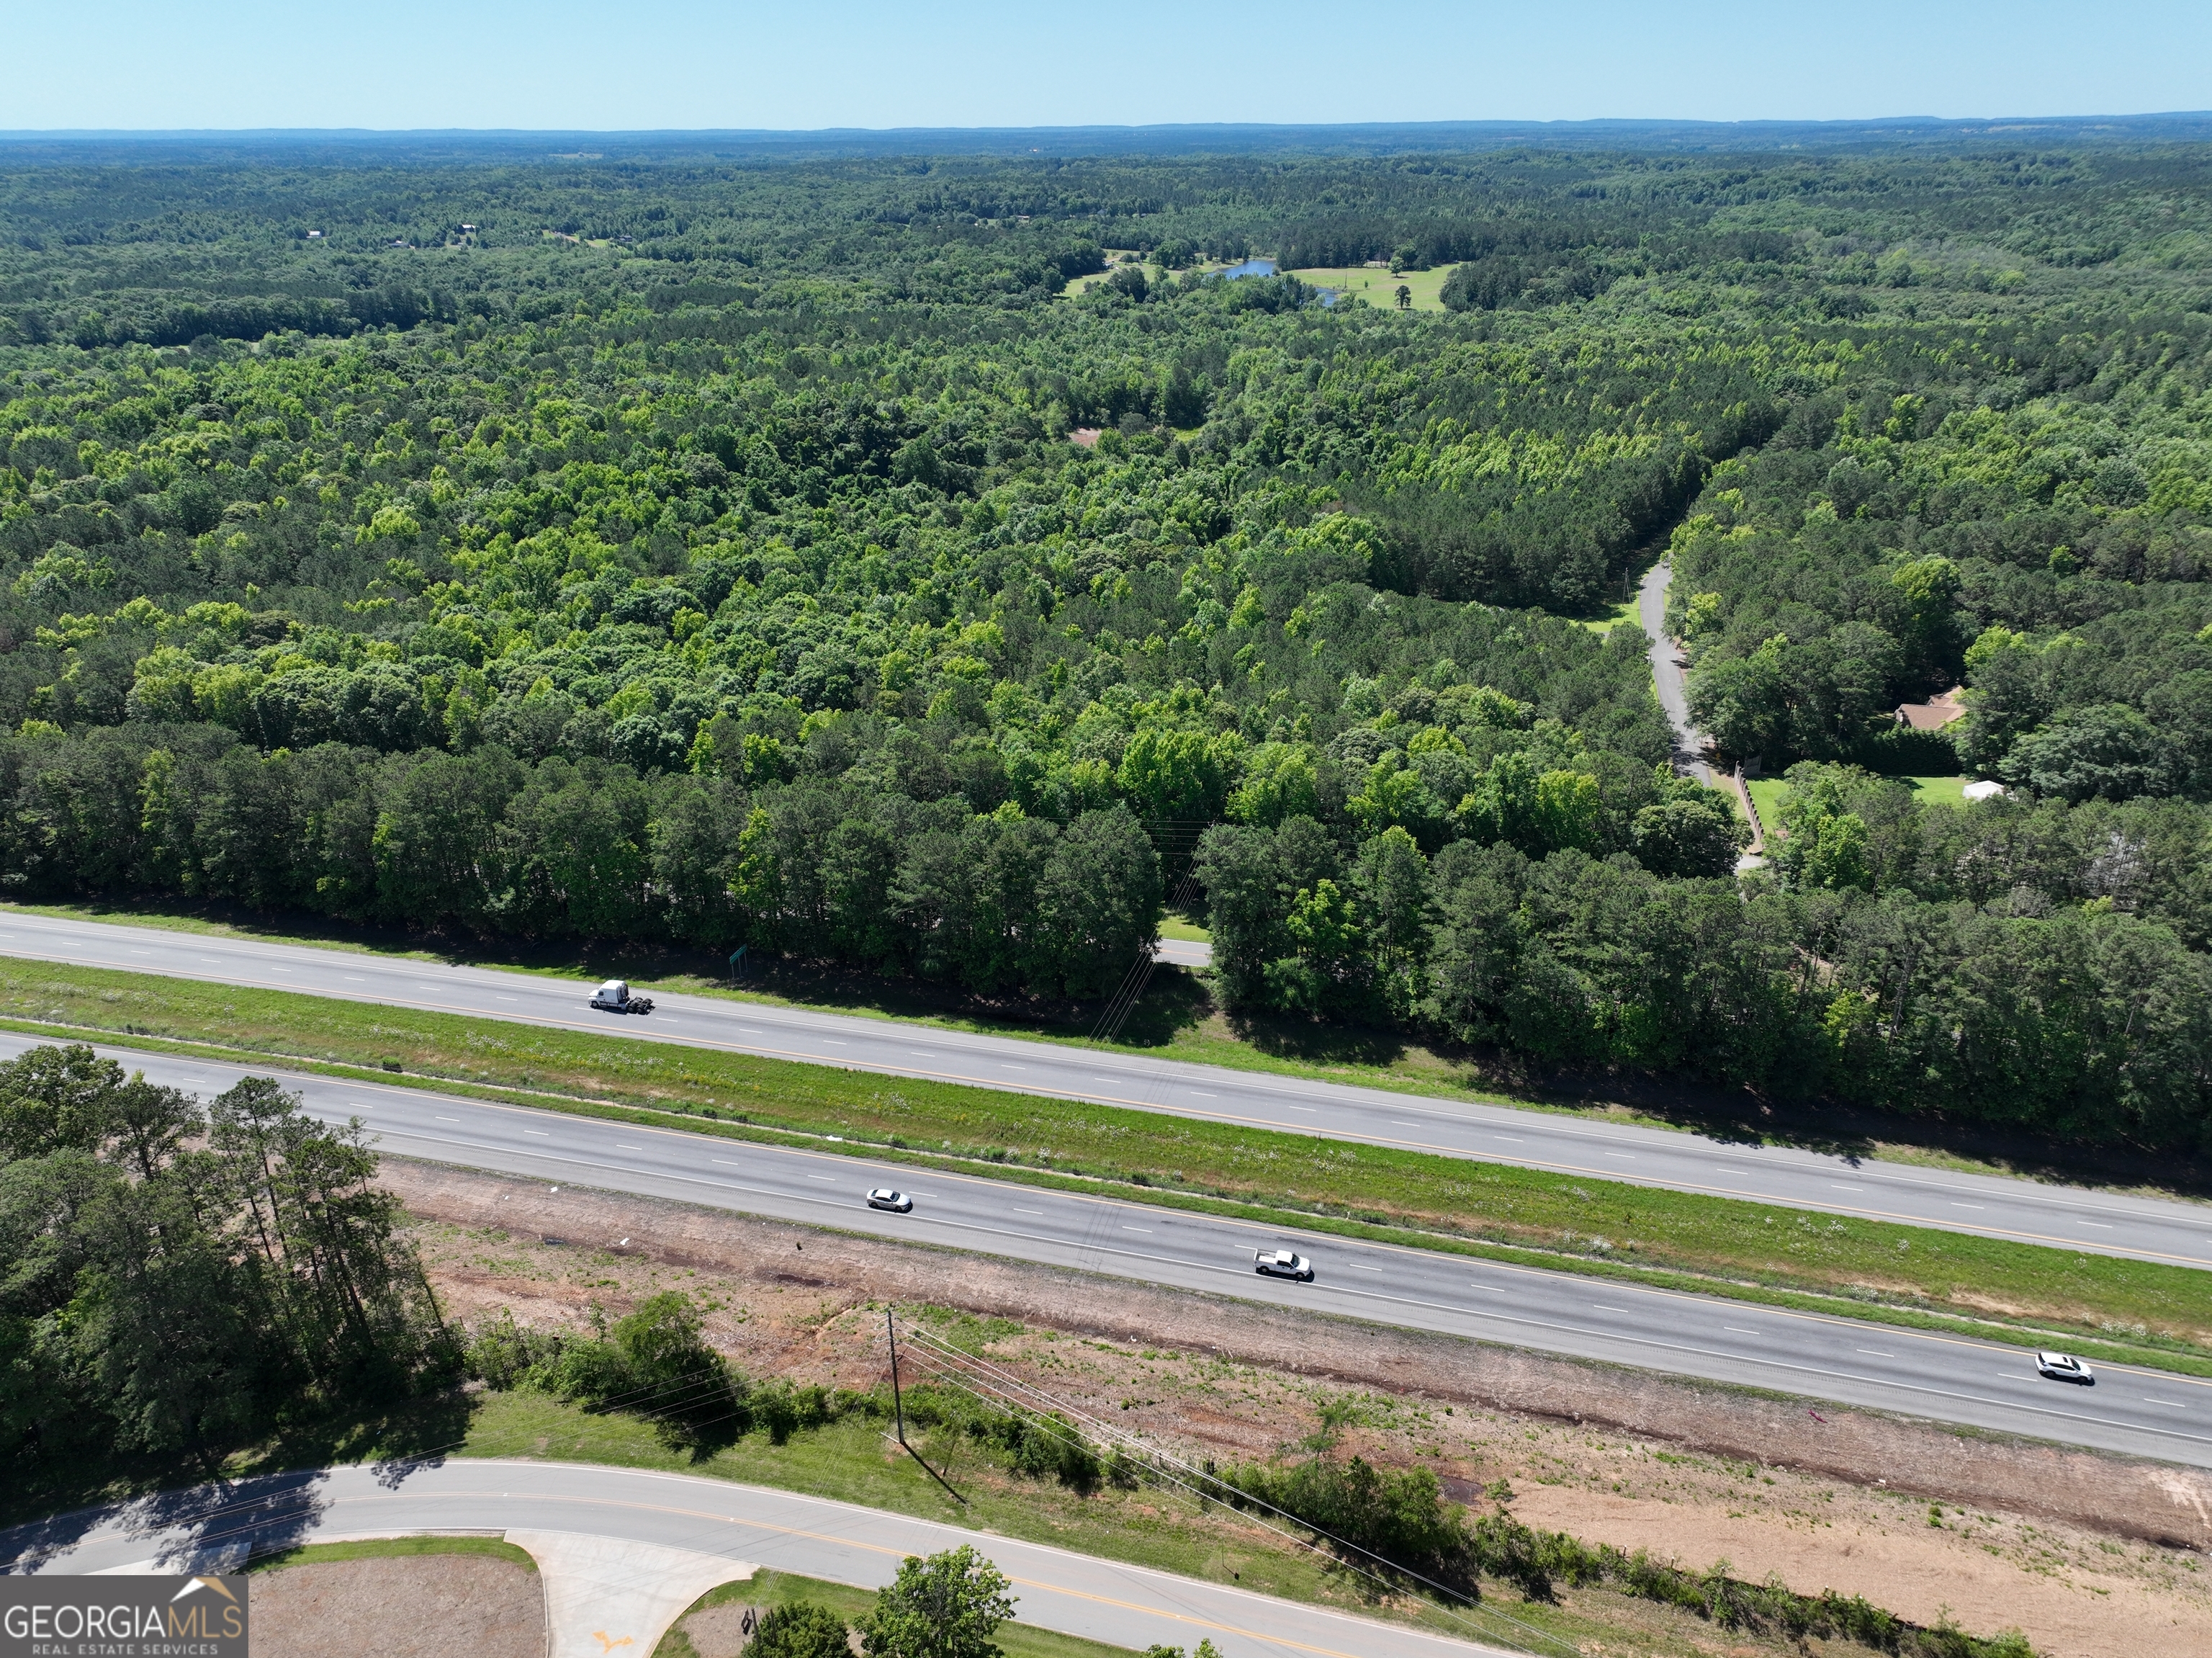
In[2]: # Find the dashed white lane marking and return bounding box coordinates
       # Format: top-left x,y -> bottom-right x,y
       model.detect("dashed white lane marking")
1857,1348 -> 1894,1358
435,1116 -> 460,1123
523,1130 -> 549,1137
807,1175 -> 835,1183
1122,1226 -> 1151,1233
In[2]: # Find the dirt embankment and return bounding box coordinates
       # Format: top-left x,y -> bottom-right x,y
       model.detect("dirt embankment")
389,1157 -> 2212,1658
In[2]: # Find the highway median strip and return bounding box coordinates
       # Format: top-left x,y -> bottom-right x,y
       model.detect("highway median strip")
2,970 -> 2209,1384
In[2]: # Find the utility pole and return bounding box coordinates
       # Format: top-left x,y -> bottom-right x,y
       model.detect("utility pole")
886,1306 -> 907,1446
884,1306 -> 963,1505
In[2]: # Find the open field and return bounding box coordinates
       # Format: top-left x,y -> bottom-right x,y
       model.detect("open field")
5,956 -> 2208,1374
1290,266 -> 1455,310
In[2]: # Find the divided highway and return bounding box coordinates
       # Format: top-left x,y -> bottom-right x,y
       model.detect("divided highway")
4,908 -> 2208,1269
7,1029 -> 2208,1467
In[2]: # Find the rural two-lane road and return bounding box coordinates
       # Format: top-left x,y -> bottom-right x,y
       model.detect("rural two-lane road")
0,1460 -> 1528,1658
4,1029 -> 2207,1466
4,908 -> 2207,1270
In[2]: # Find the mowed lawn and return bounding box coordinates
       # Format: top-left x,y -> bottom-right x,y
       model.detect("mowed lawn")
1290,266 -> 1454,310
1749,772 -> 1973,838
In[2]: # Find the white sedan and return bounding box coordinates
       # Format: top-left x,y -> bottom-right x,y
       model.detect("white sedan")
2036,1351 -> 2094,1384
867,1188 -> 914,1213
1254,1249 -> 1313,1281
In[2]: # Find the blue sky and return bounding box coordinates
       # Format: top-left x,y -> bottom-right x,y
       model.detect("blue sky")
7,0 -> 2208,132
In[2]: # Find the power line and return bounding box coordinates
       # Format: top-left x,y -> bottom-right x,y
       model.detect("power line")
887,1314 -> 1576,1658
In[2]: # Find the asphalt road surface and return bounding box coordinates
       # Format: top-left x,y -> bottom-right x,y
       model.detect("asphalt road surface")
6,909 -> 2208,1272
0,1461 -> 1527,1658
10,1031 -> 2208,1467
1638,559 -> 1709,784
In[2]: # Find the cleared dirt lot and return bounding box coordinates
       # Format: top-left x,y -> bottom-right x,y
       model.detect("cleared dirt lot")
251,1552 -> 542,1658
388,1157 -> 2212,1658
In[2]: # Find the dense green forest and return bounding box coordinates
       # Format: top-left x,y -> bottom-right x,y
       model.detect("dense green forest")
1,138 -> 2210,1153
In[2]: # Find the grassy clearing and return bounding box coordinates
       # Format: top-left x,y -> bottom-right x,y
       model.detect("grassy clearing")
5,958 -> 2208,1375
1899,774 -> 1971,807
1575,592 -> 1644,635
1746,776 -> 1790,832
1289,266 -> 1453,311
1748,774 -> 1970,830
248,1533 -> 537,1573
1159,913 -> 1212,943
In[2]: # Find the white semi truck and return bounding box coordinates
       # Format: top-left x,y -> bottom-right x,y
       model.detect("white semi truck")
588,979 -> 655,1015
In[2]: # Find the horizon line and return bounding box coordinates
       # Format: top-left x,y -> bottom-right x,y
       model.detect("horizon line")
3,111 -> 2211,141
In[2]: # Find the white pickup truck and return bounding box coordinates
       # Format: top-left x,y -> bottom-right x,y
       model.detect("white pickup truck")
589,979 -> 655,1015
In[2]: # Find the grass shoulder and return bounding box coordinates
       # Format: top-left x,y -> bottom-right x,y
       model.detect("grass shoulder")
247,1533 -> 537,1573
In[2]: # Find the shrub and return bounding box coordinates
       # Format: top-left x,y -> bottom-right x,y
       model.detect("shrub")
750,1602 -> 853,1658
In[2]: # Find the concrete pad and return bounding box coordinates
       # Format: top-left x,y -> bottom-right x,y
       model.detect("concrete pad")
507,1528 -> 755,1658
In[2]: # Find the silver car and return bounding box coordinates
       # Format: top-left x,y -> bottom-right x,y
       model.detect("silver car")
868,1188 -> 914,1213
1254,1249 -> 1313,1281
2036,1350 -> 2093,1384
